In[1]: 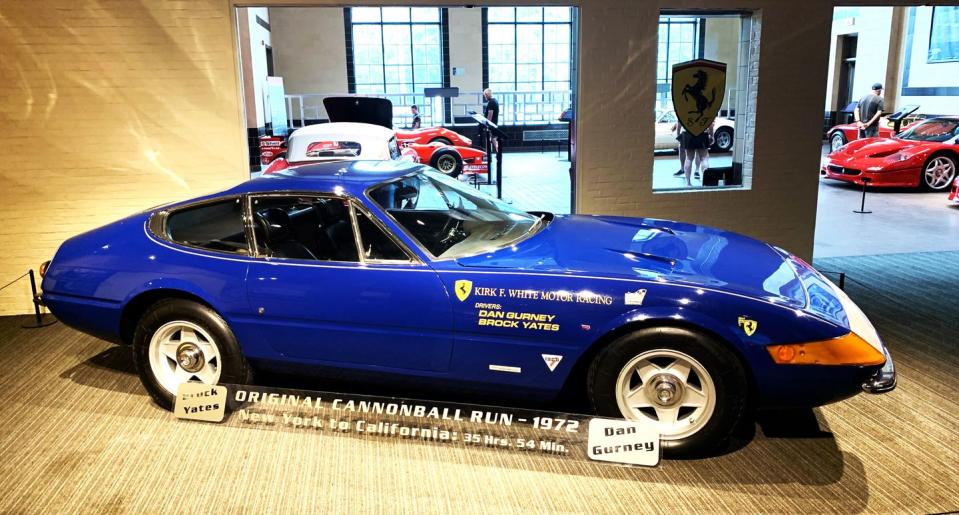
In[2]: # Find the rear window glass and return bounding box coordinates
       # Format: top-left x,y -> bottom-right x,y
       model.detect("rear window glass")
166,198 -> 249,255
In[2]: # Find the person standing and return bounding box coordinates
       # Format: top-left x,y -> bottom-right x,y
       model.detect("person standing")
854,83 -> 884,138
483,88 -> 500,152
682,122 -> 714,187
410,105 -> 421,130
673,119 -> 687,177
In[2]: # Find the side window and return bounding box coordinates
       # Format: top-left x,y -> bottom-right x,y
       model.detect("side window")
251,196 -> 359,262
354,208 -> 410,261
166,198 -> 249,255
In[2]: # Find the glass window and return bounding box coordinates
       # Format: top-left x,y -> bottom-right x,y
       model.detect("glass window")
368,170 -> 541,259
486,7 -> 572,93
166,198 -> 249,255
355,208 -> 410,261
349,8 -> 443,98
652,12 -> 759,193
250,196 -> 359,262
929,6 -> 959,63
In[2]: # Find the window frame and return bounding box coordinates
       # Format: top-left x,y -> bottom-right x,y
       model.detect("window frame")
346,7 -> 445,96
483,7 -> 573,92
246,191 -> 421,265
928,6 -> 959,64
150,195 -> 254,257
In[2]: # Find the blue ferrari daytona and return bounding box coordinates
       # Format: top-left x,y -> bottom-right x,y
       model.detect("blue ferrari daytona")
39,160 -> 896,457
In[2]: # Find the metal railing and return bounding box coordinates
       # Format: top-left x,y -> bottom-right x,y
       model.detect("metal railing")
285,89 -> 573,128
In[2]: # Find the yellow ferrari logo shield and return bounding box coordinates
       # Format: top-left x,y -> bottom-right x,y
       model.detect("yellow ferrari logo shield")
738,316 -> 758,336
454,280 -> 473,302
672,59 -> 727,136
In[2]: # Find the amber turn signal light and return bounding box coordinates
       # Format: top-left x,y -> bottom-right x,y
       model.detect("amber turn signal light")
38,260 -> 51,278
766,332 -> 885,366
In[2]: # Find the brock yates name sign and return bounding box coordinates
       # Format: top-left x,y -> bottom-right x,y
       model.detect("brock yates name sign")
174,382 -> 661,467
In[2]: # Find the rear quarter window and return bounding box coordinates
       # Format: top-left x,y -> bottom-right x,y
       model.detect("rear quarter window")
165,198 -> 249,255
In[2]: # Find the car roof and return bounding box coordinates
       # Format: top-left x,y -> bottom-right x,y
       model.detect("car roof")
229,160 -> 426,196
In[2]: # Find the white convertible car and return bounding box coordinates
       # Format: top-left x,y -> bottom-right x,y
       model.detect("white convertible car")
654,110 -> 735,152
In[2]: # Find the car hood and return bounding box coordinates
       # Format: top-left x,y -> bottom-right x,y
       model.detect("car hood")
832,137 -> 918,157
454,215 -> 807,307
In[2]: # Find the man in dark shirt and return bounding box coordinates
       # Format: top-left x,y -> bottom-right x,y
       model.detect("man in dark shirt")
483,88 -> 500,151
410,105 -> 421,130
855,83 -> 884,138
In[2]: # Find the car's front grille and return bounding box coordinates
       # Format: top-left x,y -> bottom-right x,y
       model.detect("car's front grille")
828,165 -> 861,176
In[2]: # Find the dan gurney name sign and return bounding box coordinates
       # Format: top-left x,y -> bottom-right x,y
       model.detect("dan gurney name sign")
175,383 -> 660,467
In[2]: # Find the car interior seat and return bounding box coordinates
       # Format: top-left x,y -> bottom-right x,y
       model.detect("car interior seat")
256,208 -> 317,260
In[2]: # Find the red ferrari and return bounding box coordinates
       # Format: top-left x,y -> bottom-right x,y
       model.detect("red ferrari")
821,117 -> 959,191
395,127 -> 473,147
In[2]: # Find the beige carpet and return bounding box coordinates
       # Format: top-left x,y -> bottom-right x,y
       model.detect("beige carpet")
0,251 -> 957,513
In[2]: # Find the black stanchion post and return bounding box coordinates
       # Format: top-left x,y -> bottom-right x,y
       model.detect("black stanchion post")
28,270 -> 41,326
22,269 -> 56,329
853,177 -> 872,214
839,272 -> 846,290
496,142 -> 503,200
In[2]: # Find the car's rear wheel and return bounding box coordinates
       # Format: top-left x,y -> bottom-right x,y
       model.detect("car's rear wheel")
830,132 -> 847,153
431,150 -> 463,177
922,154 -> 956,191
430,137 -> 453,146
588,326 -> 747,458
713,127 -> 734,152
133,299 -> 252,410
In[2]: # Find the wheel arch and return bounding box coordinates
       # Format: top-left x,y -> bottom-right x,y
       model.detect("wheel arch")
560,317 -> 759,407
119,287 -> 219,346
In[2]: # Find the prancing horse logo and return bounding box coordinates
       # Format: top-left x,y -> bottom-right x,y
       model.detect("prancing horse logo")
454,280 -> 473,302
738,316 -> 758,336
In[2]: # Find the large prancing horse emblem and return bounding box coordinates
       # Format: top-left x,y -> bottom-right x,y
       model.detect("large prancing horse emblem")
454,280 -> 473,302
671,59 -> 727,137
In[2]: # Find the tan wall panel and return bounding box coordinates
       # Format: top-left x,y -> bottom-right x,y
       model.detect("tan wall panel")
0,0 -> 248,315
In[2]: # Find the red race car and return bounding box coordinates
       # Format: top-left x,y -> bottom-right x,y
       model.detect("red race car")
395,127 -> 473,147
821,117 -> 959,191
825,105 -> 921,152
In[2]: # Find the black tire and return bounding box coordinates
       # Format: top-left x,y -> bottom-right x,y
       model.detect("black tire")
920,153 -> 957,191
587,326 -> 747,459
713,127 -> 734,152
829,132 -> 847,153
430,149 -> 463,177
430,137 -> 453,145
133,298 -> 252,411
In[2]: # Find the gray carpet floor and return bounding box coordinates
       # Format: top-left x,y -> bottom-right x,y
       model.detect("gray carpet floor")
0,251 -> 956,513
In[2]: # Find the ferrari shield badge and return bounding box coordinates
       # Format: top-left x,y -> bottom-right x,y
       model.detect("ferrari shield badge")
738,316 -> 758,336
671,59 -> 727,136
454,280 -> 473,302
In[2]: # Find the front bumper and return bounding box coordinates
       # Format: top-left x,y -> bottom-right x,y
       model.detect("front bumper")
862,345 -> 896,393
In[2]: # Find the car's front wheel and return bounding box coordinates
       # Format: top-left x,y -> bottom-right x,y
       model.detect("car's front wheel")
829,132 -> 847,153
133,299 -> 252,410
588,327 -> 747,458
922,154 -> 956,191
431,149 -> 463,177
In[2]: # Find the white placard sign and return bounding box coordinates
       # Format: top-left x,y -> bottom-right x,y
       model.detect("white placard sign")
175,382 -> 227,422
587,418 -> 660,467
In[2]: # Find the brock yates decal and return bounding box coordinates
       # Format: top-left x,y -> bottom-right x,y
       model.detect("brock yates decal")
175,382 -> 227,422
738,316 -> 758,336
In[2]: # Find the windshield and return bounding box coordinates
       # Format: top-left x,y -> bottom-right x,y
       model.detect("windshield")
898,119 -> 959,142
369,170 -> 544,259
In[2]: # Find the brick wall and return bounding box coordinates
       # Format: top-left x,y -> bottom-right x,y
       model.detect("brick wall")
0,0 -> 248,315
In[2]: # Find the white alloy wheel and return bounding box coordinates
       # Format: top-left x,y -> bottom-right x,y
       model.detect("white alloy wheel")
614,349 -> 716,440
715,129 -> 733,151
830,132 -> 846,152
924,156 -> 956,190
436,153 -> 458,174
148,320 -> 222,394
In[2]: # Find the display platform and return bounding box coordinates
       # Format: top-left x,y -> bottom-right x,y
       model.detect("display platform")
0,252 -> 956,513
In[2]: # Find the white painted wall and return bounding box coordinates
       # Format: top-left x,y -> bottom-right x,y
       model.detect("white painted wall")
823,7 -> 894,112
247,7 -> 272,128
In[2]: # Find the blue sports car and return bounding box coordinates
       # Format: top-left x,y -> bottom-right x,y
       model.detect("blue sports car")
40,160 -> 895,457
